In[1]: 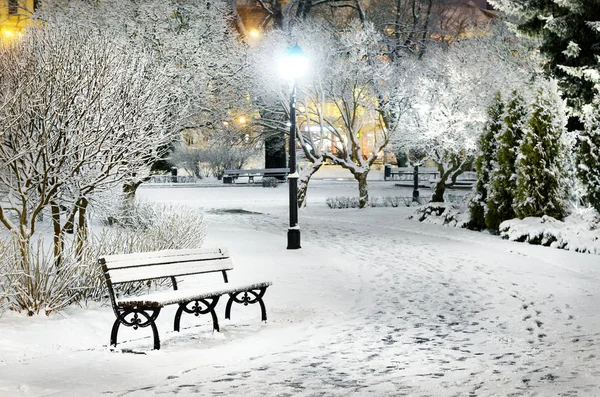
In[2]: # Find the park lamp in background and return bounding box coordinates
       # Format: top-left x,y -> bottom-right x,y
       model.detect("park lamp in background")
278,44 -> 308,250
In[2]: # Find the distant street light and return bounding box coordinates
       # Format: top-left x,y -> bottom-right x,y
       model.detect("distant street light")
279,44 -> 308,250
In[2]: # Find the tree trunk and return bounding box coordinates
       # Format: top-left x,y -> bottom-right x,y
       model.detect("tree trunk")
431,179 -> 446,202
298,159 -> 323,208
121,181 -> 141,222
50,201 -> 64,271
123,180 -> 142,201
356,172 -> 369,209
75,197 -> 89,257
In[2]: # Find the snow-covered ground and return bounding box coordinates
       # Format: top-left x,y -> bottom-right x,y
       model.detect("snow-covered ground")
1,169 -> 599,396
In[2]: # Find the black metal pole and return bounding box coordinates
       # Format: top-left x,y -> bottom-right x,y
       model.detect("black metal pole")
287,82 -> 301,249
412,164 -> 419,202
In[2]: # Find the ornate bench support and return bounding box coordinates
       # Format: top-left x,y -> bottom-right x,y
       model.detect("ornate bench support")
111,308 -> 162,350
174,297 -> 220,332
225,288 -> 268,322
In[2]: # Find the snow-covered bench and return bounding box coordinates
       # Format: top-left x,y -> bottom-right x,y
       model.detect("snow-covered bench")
99,248 -> 272,350
384,166 -> 440,184
222,168 -> 289,184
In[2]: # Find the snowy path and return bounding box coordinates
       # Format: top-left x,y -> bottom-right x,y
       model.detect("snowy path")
1,184 -> 599,396
189,208 -> 600,396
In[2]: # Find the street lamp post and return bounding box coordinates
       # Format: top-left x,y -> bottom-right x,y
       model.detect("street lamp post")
287,81 -> 301,249
279,44 -> 308,250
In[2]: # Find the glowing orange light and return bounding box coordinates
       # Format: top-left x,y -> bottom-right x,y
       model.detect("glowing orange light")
249,29 -> 260,39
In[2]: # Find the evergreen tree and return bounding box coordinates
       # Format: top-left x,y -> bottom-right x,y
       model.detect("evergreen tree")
469,92 -> 504,231
490,0 -> 600,114
485,91 -> 527,232
579,98 -> 600,212
515,84 -> 570,220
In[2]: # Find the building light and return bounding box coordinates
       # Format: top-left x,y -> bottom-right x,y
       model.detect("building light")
0,28 -> 21,41
249,29 -> 260,39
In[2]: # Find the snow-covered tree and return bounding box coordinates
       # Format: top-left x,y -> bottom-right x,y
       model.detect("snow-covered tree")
579,98 -> 600,212
400,25 -> 536,203
490,0 -> 600,114
514,82 -> 570,220
485,91 -> 528,232
0,24 -> 179,267
469,92 -> 504,231
38,0 -> 252,176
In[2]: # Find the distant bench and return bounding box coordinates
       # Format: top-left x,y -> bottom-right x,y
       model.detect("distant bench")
384,166 -> 476,188
384,166 -> 439,183
223,168 -> 289,184
99,248 -> 272,350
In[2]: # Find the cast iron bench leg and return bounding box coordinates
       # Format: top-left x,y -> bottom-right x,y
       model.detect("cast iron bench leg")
174,297 -> 221,332
111,308 -> 162,350
225,287 -> 268,322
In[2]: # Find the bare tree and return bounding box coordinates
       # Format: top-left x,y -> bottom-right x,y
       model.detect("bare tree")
38,0 -> 253,176
0,24 -> 179,268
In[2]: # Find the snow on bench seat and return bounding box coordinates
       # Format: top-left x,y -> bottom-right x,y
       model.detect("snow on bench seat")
117,280 -> 273,308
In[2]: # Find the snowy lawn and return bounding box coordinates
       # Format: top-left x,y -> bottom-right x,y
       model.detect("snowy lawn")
1,177 -> 599,396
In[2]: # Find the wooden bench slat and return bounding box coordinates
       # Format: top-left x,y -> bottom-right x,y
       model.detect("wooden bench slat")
102,250 -> 230,270
107,258 -> 234,284
223,168 -> 289,175
101,248 -> 227,265
116,280 -> 273,308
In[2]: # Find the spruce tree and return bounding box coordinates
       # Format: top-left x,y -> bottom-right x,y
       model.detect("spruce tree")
485,91 -> 527,232
490,0 -> 600,113
469,92 -> 503,231
579,99 -> 600,212
515,85 -> 569,220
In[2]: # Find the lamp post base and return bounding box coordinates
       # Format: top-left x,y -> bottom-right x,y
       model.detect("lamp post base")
287,229 -> 301,250
412,189 -> 420,202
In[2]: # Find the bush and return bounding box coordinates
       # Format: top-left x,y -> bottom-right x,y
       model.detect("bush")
409,202 -> 470,228
499,211 -> 600,254
326,196 -> 425,209
262,177 -> 279,188
0,236 -> 80,316
0,201 -> 207,314
326,196 -> 360,209
81,201 -> 207,302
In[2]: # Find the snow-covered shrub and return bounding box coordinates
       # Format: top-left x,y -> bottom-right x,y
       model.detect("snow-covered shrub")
409,202 -> 470,228
262,177 -> 279,188
369,197 -> 414,207
515,84 -> 570,220
445,193 -> 469,206
76,202 -> 207,302
326,197 -> 361,209
326,196 -> 424,209
499,211 -> 600,254
0,236 -> 79,316
486,91 -> 527,232
0,202 -> 207,313
169,143 -> 203,179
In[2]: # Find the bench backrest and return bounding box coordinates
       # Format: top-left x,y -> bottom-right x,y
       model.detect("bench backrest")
224,168 -> 289,175
99,248 -> 232,285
